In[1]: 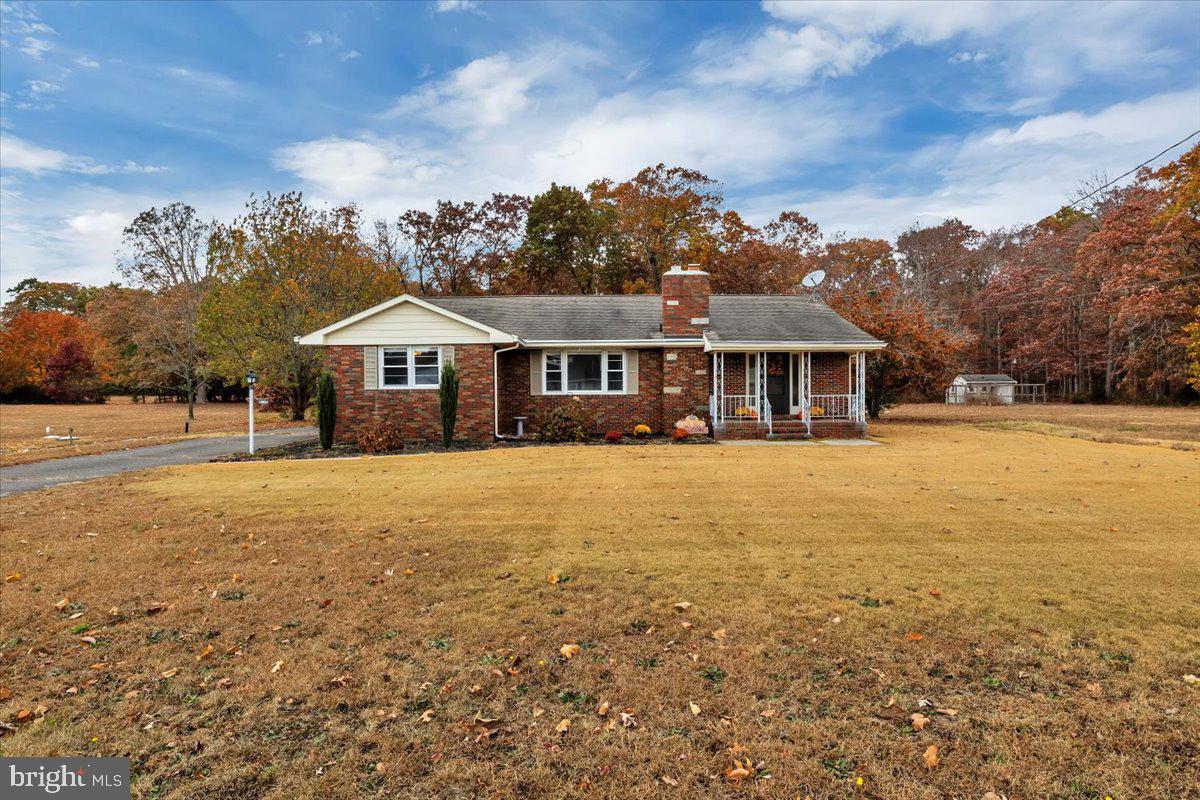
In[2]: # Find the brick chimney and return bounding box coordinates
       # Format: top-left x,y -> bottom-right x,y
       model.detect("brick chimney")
661,264 -> 710,337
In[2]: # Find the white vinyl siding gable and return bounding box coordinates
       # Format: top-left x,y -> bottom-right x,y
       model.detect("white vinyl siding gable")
322,301 -> 491,345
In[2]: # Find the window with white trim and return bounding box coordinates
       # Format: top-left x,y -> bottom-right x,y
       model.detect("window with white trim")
379,346 -> 442,389
543,350 -> 626,394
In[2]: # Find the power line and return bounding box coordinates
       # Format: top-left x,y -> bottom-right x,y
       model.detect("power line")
1059,128 -> 1200,214
908,129 -> 1200,281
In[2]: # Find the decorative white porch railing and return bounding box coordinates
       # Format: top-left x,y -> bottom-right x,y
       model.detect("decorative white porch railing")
710,351 -> 867,434
716,393 -> 763,422
808,393 -> 861,422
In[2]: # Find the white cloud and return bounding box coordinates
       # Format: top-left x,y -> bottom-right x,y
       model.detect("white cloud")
305,30 -> 339,46
0,135 -> 68,173
18,35 -> 51,58
433,0 -> 479,12
1,134 -> 167,176
26,79 -> 60,95
693,25 -> 881,88
389,50 -> 575,129
75,55 -> 100,68
949,51 -> 987,64
700,1 -> 1193,98
745,90 -> 1200,237
338,49 -> 360,62
163,66 -> 241,94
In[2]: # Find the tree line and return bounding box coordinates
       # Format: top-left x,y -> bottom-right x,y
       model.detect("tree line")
2,149 -> 1197,418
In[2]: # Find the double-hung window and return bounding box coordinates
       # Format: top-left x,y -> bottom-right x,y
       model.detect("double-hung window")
379,346 -> 441,389
543,350 -> 625,394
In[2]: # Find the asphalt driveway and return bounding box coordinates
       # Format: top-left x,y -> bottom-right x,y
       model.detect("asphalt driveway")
0,427 -> 315,497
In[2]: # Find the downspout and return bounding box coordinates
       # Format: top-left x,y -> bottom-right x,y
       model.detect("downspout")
493,340 -> 523,440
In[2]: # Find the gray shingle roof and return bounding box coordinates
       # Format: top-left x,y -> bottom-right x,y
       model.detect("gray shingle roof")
956,374 -> 1017,384
424,294 -> 881,346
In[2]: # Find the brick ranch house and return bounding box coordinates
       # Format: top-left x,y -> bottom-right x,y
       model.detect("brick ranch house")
297,266 -> 885,443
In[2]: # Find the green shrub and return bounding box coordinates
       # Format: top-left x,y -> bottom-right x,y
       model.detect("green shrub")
316,371 -> 336,450
356,415 -> 405,454
535,399 -> 592,443
439,361 -> 459,448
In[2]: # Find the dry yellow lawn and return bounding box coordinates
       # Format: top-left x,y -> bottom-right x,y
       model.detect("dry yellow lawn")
0,398 -> 304,466
1,423 -> 1198,799
883,402 -> 1200,449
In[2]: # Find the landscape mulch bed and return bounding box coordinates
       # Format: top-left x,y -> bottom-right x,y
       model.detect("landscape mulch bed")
213,435 -> 716,462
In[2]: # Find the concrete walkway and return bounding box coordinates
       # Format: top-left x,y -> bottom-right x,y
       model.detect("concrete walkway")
718,438 -> 881,447
0,428 -> 315,497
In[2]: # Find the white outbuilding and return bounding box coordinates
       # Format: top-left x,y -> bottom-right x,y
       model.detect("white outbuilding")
946,374 -> 1018,404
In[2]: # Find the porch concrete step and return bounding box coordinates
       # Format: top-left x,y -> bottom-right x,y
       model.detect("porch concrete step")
766,432 -> 813,440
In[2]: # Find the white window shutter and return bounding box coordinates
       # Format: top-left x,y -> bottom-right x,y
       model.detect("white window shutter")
363,346 -> 378,390
443,345 -> 455,365
529,350 -> 542,395
626,350 -> 639,394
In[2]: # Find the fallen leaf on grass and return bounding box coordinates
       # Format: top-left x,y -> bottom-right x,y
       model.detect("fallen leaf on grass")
673,601 -> 693,612
0,687 -> 10,701
555,717 -> 571,734
470,714 -> 503,741
14,708 -> 31,722
905,632 -> 925,642
596,701 -> 609,717
196,644 -> 214,661
759,708 -> 775,719
934,707 -> 958,716
661,776 -> 678,786
923,744 -> 939,769
546,573 -> 561,585
419,709 -> 435,723
560,643 -> 580,660
4,573 -> 22,583
160,668 -> 180,678
712,628 -> 727,640
1086,683 -> 1102,698
929,588 -> 942,597
54,597 -> 70,610
688,702 -> 701,716
910,713 -> 931,731
1181,674 -> 1199,686
619,712 -> 637,728
725,758 -> 751,785
270,660 -> 284,673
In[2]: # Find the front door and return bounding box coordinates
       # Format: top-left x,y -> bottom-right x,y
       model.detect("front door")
765,353 -> 789,415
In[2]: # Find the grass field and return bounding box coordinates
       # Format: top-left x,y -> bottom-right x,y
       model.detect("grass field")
882,402 -> 1200,449
0,399 -> 305,467
1,422 -> 1198,799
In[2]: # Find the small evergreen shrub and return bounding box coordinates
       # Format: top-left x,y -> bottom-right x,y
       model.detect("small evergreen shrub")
535,399 -> 592,442
604,430 -> 623,443
439,361 -> 459,448
315,371 -> 336,450
356,415 -> 405,454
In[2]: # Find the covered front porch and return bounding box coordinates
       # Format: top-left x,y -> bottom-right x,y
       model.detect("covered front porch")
707,349 -> 869,439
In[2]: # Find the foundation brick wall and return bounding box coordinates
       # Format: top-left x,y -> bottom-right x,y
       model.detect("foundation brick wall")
323,344 -> 495,443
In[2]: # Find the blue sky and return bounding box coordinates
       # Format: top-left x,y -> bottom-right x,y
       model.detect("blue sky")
1,0 -> 1198,295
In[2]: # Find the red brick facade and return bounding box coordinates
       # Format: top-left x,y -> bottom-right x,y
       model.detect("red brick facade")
324,344 -> 494,444
661,267 -> 710,337
325,343 -> 866,443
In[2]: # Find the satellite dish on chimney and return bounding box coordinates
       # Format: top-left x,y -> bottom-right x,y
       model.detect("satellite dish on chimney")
801,269 -> 826,288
